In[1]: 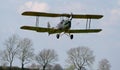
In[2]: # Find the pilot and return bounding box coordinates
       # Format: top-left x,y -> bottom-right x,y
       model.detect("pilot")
60,19 -> 64,24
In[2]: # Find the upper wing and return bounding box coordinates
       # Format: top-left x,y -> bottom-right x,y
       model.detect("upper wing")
65,29 -> 102,33
22,11 -> 103,19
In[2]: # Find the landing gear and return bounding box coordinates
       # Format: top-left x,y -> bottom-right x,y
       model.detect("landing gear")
70,34 -> 73,39
56,33 -> 73,39
56,34 -> 60,39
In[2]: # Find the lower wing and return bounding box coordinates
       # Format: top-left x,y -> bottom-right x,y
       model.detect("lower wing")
20,26 -> 63,34
20,26 -> 102,34
66,29 -> 102,33
21,26 -> 49,32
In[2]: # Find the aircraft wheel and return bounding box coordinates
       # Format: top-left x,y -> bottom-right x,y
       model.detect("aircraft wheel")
56,34 -> 60,39
70,34 -> 73,39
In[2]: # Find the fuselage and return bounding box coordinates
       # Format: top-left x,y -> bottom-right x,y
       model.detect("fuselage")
56,17 -> 72,30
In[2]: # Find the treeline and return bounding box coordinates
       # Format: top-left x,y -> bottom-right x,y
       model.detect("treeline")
0,34 -> 111,70
0,66 -> 38,70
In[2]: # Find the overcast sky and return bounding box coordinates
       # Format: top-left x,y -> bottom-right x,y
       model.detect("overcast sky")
0,0 -> 120,70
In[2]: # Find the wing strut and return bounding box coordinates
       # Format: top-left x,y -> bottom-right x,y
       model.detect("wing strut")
89,18 -> 91,29
86,19 -> 88,29
36,16 -> 39,27
86,18 -> 91,29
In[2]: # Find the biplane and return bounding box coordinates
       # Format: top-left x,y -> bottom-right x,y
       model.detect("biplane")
20,11 -> 103,39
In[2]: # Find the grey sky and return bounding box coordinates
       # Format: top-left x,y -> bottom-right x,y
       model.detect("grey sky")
0,0 -> 120,70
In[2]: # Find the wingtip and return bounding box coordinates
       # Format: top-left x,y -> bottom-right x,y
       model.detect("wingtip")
21,11 -> 26,15
21,11 -> 32,15
101,15 -> 104,18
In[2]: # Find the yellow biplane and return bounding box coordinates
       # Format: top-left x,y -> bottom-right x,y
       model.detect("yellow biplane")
21,11 -> 103,39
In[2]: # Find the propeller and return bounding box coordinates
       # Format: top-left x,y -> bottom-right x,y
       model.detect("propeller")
69,12 -> 73,21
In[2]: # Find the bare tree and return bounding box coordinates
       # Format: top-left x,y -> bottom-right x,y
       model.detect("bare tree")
2,34 -> 19,70
17,38 -> 34,70
53,64 -> 63,70
98,59 -> 111,70
67,46 -> 95,70
35,49 -> 58,70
